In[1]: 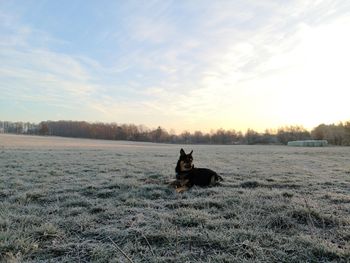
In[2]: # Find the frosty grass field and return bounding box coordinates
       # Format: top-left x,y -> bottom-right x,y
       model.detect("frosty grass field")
0,134 -> 349,263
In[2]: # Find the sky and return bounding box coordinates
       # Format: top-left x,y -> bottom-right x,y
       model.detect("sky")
1,0 -> 350,133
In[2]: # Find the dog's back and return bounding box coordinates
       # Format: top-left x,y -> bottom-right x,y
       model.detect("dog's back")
187,168 -> 222,187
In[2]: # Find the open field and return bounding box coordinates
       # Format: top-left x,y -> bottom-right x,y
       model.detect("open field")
0,134 -> 349,262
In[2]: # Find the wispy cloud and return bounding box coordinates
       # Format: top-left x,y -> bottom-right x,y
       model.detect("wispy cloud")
120,0 -> 350,131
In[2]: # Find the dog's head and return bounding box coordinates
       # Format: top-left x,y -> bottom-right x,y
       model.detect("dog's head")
177,148 -> 194,172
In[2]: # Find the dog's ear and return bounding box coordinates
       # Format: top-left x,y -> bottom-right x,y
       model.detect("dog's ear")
189,150 -> 193,155
180,148 -> 186,156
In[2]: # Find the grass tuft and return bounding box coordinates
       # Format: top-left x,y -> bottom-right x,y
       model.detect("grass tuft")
266,213 -> 295,231
290,208 -> 340,228
240,181 -> 261,188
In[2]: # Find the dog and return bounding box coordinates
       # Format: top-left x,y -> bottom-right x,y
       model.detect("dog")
173,148 -> 223,193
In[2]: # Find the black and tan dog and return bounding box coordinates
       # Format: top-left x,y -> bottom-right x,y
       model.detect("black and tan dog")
172,148 -> 223,193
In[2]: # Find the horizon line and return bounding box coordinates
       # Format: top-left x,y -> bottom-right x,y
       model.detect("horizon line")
1,119 -> 349,135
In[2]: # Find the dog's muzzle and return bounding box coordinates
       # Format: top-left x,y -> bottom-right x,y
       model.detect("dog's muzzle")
184,163 -> 192,169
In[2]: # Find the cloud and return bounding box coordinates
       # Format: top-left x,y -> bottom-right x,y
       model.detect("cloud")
1,48 -> 95,99
0,12 -> 130,120
127,17 -> 176,44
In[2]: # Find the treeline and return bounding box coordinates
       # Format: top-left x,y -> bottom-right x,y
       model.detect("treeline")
311,122 -> 350,146
1,120 -> 350,145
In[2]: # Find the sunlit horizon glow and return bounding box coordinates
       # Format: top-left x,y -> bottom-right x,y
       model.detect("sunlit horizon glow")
1,1 -> 349,133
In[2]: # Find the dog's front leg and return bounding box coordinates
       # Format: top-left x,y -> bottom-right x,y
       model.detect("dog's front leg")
176,185 -> 190,193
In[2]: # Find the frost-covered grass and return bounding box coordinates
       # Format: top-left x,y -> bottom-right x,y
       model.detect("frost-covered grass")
0,134 -> 349,262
